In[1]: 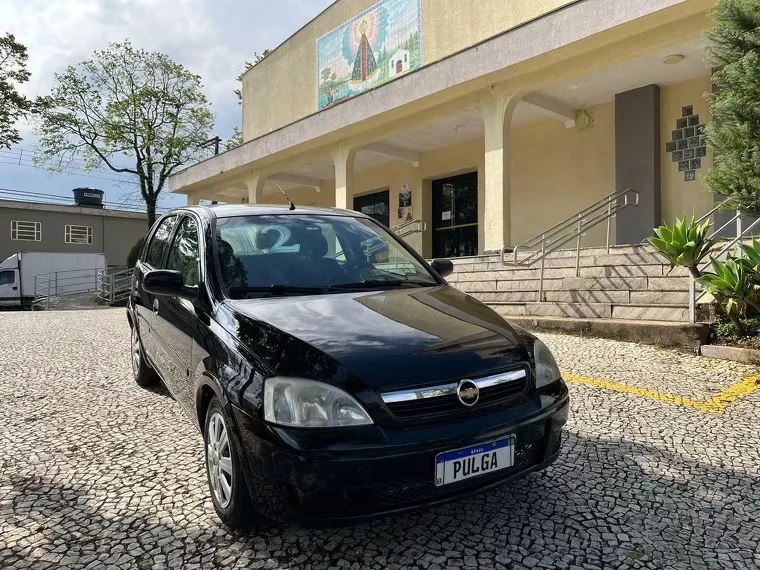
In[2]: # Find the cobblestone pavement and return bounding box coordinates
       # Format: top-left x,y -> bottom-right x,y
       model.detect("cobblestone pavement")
1,309 -> 759,570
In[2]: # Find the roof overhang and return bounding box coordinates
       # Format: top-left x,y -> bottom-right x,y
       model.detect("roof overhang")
170,0 -> 712,196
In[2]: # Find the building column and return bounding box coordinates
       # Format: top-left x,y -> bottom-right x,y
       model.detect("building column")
243,170 -> 267,204
615,85 -> 660,244
478,87 -> 523,254
332,146 -> 357,210
417,177 -> 433,258
186,193 -> 202,206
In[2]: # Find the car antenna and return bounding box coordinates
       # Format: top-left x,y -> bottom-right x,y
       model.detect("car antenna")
268,174 -> 296,210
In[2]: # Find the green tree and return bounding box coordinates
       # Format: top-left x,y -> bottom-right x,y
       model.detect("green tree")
0,33 -> 46,149
227,50 -> 269,151
703,0 -> 760,214
35,40 -> 214,227
127,236 -> 146,269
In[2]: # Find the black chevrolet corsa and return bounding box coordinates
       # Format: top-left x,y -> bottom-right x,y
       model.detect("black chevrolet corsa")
127,204 -> 569,527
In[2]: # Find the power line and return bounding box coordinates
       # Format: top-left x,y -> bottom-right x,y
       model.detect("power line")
0,146 -> 142,187
0,159 -> 140,186
0,186 -> 174,214
2,145 -> 136,175
0,148 -> 138,180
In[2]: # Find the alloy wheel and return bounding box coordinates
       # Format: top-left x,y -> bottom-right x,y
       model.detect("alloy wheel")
207,412 -> 234,508
131,327 -> 141,378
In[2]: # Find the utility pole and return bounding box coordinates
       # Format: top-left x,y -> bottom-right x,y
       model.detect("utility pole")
199,136 -> 222,156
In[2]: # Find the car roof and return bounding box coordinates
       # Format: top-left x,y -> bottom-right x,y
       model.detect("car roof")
177,203 -> 370,220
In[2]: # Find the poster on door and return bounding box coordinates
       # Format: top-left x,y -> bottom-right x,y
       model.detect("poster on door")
398,189 -> 412,223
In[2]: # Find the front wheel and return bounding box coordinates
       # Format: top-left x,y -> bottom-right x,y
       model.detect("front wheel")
204,397 -> 257,528
131,325 -> 159,387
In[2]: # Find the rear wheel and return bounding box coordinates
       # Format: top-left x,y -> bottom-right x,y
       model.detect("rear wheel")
131,325 -> 159,387
204,397 -> 257,528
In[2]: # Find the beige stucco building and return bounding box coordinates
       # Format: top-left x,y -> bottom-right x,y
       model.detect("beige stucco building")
169,0 -> 718,260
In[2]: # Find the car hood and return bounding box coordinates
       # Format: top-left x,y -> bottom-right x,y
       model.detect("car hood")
221,285 -> 530,391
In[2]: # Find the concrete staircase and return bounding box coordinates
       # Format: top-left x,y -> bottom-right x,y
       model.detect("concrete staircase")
447,244 -> 709,349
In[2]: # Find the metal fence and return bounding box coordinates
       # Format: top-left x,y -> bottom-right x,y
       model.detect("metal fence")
33,267 -> 133,309
97,267 -> 134,305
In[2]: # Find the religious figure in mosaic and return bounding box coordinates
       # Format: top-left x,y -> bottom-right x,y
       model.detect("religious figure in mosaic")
350,20 -> 380,90
317,0 -> 422,110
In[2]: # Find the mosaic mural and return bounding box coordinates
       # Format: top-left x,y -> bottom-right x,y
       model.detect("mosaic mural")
317,0 -> 422,111
665,105 -> 707,182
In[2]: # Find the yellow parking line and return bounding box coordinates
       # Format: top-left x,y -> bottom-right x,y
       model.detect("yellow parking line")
563,372 -> 760,414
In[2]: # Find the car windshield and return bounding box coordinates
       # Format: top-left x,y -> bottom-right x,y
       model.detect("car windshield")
215,214 -> 438,298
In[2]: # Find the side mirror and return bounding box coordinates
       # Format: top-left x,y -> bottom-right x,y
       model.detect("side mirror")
143,269 -> 197,301
430,258 -> 454,279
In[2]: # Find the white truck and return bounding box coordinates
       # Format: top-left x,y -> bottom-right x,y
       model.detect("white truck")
0,252 -> 107,308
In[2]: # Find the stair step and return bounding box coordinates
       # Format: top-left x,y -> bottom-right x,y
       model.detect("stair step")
455,279 -> 565,292
646,277 -> 694,291
471,290 -> 693,306
611,304 -> 689,322
561,277 -> 649,291
449,243 -> 659,266
544,290 -> 630,303
448,264 -> 675,282
453,253 -> 668,272
488,301 -> 690,322
503,316 -> 708,350
471,291 -> 542,303
491,302 -> 613,319
471,290 -> 631,303
629,291 -> 689,304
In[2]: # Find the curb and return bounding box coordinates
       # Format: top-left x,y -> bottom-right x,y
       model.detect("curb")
700,344 -> 760,365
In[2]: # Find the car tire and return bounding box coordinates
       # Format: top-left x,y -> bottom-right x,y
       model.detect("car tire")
131,324 -> 159,387
204,397 -> 258,529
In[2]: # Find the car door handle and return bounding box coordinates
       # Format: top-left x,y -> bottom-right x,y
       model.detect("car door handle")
153,299 -> 160,315
11,286 -> 17,290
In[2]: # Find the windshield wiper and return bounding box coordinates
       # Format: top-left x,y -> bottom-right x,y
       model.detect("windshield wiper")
228,285 -> 325,298
328,279 -> 435,290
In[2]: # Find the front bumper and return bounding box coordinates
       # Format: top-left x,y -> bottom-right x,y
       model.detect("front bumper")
230,383 -> 569,525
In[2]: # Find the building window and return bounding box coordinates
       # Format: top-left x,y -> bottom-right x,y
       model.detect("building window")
11,220 -> 42,241
65,225 -> 94,245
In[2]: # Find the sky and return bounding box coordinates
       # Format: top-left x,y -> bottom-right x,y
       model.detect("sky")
1,0 -> 334,211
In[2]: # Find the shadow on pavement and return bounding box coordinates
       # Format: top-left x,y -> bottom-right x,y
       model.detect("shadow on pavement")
2,431 -> 759,570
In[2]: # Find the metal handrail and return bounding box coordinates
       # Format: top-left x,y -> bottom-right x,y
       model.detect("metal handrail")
506,188 -> 639,264
689,209 -> 760,323
500,189 -> 639,302
392,219 -> 427,239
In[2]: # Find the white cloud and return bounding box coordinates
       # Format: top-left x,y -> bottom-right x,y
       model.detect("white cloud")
3,0 -> 334,133
0,0 -> 334,203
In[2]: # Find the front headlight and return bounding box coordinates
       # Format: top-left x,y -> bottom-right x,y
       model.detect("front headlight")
263,377 -> 373,427
534,339 -> 562,388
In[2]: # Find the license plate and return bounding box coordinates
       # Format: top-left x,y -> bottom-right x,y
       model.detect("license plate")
435,436 -> 515,486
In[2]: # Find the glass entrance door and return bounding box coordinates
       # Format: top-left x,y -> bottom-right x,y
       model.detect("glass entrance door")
354,189 -> 390,228
432,172 -> 478,258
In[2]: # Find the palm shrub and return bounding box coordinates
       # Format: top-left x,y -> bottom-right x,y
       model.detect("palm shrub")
738,239 -> 760,281
697,257 -> 760,333
648,215 -> 714,277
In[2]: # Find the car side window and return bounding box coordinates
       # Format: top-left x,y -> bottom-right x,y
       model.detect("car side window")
166,217 -> 200,287
145,216 -> 178,268
0,271 -> 14,286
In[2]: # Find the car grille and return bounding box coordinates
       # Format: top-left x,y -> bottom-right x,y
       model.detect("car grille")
384,367 -> 530,420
